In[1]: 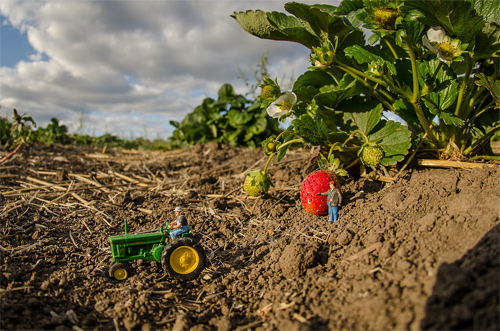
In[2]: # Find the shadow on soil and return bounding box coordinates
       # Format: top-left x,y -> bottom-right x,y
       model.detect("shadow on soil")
421,223 -> 500,330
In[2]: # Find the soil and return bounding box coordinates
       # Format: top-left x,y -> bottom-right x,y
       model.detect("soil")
1,143 -> 499,331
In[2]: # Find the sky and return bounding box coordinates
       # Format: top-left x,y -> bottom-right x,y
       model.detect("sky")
0,0 -> 342,140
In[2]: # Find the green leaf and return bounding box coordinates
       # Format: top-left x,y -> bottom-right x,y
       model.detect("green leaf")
311,4 -> 339,16
394,59 -> 414,95
314,76 -> 363,110
327,131 -> 352,147
368,33 -> 380,45
474,22 -> 500,59
246,101 -> 263,113
248,117 -> 267,135
276,129 -> 295,162
224,129 -> 242,145
228,109 -> 252,128
334,0 -> 364,16
472,0 -> 500,24
406,0 -> 484,43
475,108 -> 500,136
424,80 -> 459,114
293,70 -> 336,94
209,124 -> 218,139
292,114 -> 329,146
337,96 -> 383,135
439,112 -> 465,127
244,130 -> 254,142
284,2 -> 333,39
218,84 -> 235,101
401,20 -> 426,50
344,44 -> 397,75
230,95 -> 248,109
393,99 -> 421,127
475,73 -> 500,107
232,9 -> 319,49
367,120 -> 412,166
344,10 -> 365,30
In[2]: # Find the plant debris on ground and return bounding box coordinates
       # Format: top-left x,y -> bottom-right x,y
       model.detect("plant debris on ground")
1,144 -> 499,330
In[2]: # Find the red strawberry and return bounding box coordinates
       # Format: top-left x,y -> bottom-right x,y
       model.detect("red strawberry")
300,169 -> 342,215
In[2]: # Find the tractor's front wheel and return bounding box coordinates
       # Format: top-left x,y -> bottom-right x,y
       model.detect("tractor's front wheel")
161,238 -> 206,281
109,262 -> 131,281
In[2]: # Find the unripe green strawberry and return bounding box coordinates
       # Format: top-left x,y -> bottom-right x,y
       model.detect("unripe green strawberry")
359,143 -> 385,166
244,170 -> 272,197
262,136 -> 280,155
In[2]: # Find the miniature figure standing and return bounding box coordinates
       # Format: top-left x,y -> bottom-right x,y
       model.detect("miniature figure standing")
169,207 -> 190,240
317,181 -> 342,223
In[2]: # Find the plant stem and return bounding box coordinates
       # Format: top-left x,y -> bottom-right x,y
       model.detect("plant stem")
395,132 -> 427,180
382,37 -> 398,59
471,103 -> 495,120
277,138 -> 302,150
455,55 -> 473,117
333,61 -> 399,108
336,62 -> 412,101
465,71 -> 499,119
405,35 -> 420,103
463,125 -> 500,156
325,69 -> 341,85
470,155 -> 500,161
0,143 -> 23,165
326,142 -> 359,160
343,129 -> 370,147
275,130 -> 296,142
404,34 -> 440,145
263,153 -> 275,174
373,89 -> 397,111
412,101 -> 440,145
327,143 -> 338,160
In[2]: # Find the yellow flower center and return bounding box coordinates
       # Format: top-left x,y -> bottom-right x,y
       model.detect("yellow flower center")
374,8 -> 398,30
438,42 -> 455,60
280,100 -> 293,110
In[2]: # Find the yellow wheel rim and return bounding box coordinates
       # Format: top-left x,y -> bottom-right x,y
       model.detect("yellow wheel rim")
113,268 -> 128,280
170,246 -> 199,274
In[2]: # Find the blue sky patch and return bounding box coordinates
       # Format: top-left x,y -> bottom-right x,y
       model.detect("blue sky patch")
0,16 -> 37,67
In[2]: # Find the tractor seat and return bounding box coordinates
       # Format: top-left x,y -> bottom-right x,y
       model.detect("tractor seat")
181,227 -> 192,238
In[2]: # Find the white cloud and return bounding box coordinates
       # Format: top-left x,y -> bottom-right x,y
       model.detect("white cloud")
0,0 -> 338,139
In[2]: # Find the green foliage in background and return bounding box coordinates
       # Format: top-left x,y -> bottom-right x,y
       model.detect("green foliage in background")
168,83 -> 282,149
0,110 -> 171,151
233,0 -> 500,164
0,109 -> 37,148
33,118 -> 72,146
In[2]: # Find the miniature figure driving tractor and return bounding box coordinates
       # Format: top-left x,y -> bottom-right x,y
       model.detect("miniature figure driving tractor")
108,219 -> 207,281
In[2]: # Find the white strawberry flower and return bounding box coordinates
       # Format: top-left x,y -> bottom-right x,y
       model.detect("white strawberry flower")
266,91 -> 297,118
423,26 -> 465,63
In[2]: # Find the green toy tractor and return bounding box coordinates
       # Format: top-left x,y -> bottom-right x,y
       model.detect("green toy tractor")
108,220 -> 207,281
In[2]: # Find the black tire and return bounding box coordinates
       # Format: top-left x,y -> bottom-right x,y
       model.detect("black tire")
109,262 -> 131,281
161,238 -> 207,281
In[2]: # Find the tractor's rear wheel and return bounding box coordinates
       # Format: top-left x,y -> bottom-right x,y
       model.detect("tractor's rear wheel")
109,262 -> 131,281
161,238 -> 206,281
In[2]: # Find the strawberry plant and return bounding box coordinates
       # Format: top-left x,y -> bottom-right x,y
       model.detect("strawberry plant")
0,109 -> 36,164
232,0 -> 500,166
34,118 -> 72,146
168,83 -> 281,149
